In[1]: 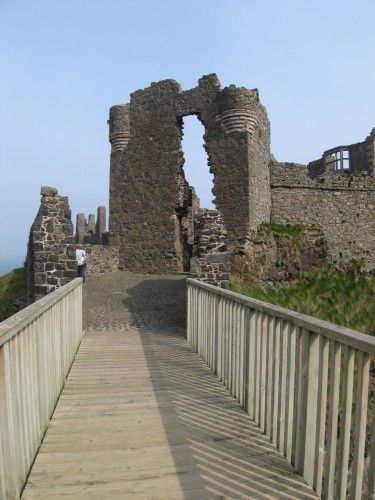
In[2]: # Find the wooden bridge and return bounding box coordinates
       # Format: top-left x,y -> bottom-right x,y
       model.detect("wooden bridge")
1,275 -> 374,499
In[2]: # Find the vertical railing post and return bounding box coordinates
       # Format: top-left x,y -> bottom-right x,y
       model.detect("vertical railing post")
336,345 -> 355,498
350,352 -> 370,500
313,335 -> 329,496
367,389 -> 375,499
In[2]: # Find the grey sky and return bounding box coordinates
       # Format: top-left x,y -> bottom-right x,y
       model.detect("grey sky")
1,0 -> 374,274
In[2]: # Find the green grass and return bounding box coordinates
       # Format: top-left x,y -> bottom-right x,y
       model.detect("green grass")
230,264 -> 375,335
0,267 -> 27,322
260,222 -> 305,249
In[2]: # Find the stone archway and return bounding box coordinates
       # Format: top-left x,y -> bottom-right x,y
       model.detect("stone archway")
108,74 -> 271,274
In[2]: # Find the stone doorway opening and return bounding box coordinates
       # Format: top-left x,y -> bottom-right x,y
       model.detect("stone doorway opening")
175,114 -> 227,276
181,114 -> 214,210
175,114 -> 216,273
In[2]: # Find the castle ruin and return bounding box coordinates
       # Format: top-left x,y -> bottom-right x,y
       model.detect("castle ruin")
108,74 -> 270,276
75,206 -> 108,245
26,74 -> 375,301
108,74 -> 375,276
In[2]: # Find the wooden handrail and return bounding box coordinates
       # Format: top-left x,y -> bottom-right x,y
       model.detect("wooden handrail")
0,278 -> 83,499
187,278 -> 375,499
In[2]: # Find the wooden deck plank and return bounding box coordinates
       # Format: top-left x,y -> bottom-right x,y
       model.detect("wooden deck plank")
22,330 -> 317,499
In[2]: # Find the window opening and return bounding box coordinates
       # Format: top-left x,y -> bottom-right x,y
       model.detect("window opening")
181,115 -> 214,209
324,147 -> 350,172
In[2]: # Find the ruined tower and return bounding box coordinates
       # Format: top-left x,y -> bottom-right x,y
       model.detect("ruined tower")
108,74 -> 271,274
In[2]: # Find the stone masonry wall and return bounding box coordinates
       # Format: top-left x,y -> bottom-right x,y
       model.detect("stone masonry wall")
230,226 -> 328,285
27,187 -> 76,303
307,128 -> 375,178
108,74 -> 271,274
83,244 -> 119,276
271,164 -> 375,269
27,188 -> 120,303
109,80 -> 187,273
197,83 -> 271,248
189,210 -> 229,288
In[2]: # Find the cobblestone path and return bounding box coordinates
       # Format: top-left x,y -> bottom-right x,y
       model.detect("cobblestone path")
83,273 -> 187,334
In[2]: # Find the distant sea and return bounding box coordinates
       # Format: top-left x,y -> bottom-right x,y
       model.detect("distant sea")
0,259 -> 25,277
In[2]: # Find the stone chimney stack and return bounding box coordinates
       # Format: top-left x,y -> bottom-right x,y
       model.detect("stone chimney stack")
96,206 -> 106,241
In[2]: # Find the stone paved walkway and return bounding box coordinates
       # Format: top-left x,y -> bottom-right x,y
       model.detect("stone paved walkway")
22,273 -> 317,499
83,273 -> 187,334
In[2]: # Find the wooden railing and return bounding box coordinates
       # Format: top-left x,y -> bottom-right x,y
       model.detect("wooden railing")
0,279 -> 83,499
187,279 -> 375,499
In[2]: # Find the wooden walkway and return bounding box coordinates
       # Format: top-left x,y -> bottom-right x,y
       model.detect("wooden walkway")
22,327 -> 317,499
21,275 -> 317,499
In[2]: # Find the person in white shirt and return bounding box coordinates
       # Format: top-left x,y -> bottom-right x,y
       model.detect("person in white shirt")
76,244 -> 86,282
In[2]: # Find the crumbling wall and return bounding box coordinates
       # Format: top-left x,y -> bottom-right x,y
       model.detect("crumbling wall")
189,210 -> 229,288
230,226 -> 327,285
76,206 -> 108,244
27,186 -> 76,303
108,74 -> 271,274
308,128 -> 375,178
27,189 -> 119,302
271,164 -> 375,269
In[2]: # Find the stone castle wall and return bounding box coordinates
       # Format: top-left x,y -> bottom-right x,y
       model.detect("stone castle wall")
108,74 -> 271,274
189,210 -> 229,288
27,189 -> 119,303
271,164 -> 375,268
83,244 -> 119,276
27,187 -> 76,303
108,75 -> 374,278
307,128 -> 375,178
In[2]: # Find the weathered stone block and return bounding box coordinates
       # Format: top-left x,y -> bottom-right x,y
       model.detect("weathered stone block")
63,270 -> 78,277
206,253 -> 229,264
46,276 -> 59,285
41,186 -> 58,196
34,285 -> 54,294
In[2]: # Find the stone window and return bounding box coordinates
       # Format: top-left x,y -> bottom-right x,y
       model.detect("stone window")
324,147 -> 350,172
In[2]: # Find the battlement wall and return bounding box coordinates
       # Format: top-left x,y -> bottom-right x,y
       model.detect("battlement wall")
76,206 -> 108,245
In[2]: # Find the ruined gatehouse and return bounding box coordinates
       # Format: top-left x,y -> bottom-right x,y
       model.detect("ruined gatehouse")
26,74 -> 375,301
108,74 -> 270,277
108,74 -> 375,276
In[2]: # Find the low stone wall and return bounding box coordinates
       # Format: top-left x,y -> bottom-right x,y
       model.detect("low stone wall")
189,210 -> 229,288
84,245 -> 119,277
190,253 -> 229,288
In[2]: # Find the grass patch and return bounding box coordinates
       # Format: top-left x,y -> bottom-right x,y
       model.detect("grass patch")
230,264 -> 375,335
260,222 -> 305,250
0,267 -> 27,322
